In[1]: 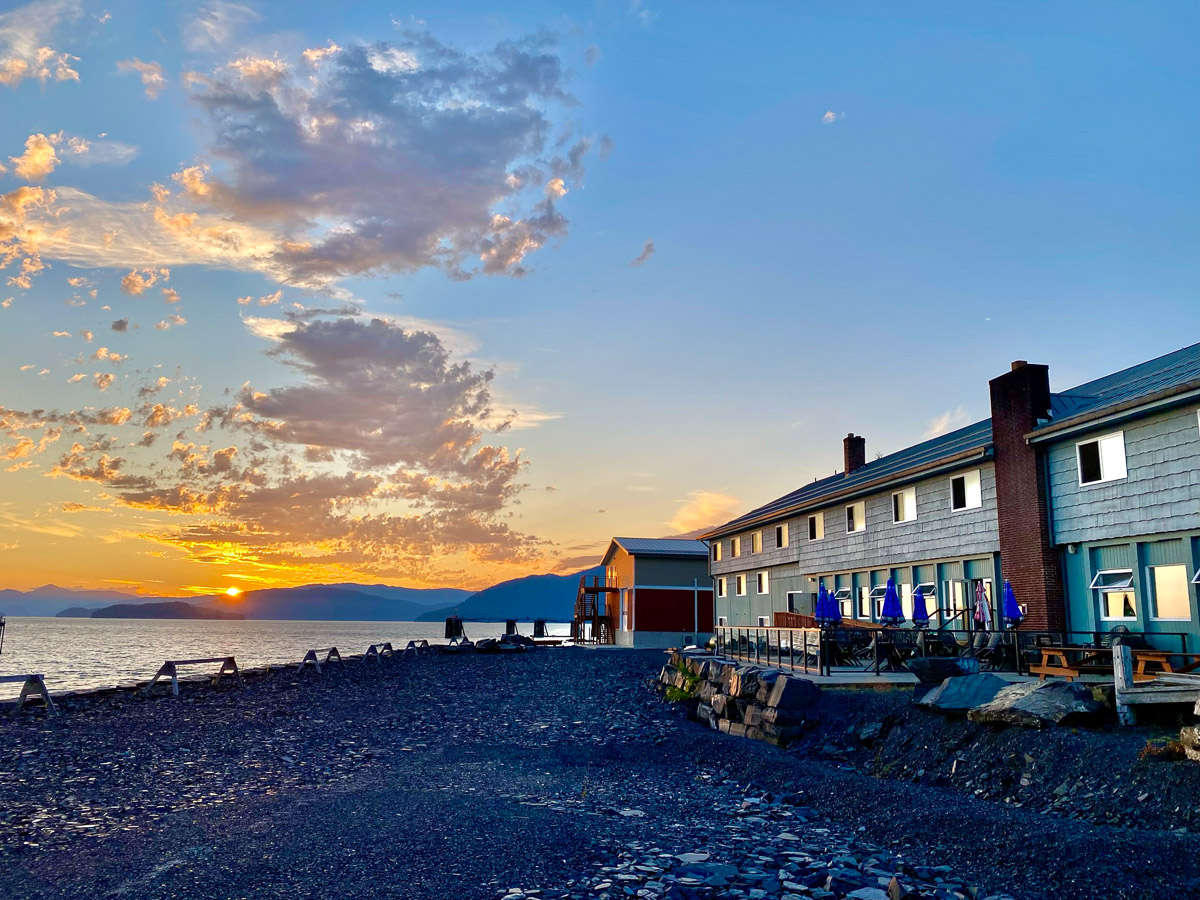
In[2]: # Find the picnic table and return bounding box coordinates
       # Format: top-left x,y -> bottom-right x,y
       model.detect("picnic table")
1030,646 -> 1200,682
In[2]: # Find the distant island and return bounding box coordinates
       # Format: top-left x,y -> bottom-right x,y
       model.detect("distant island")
55,607 -> 96,618
91,601 -> 245,620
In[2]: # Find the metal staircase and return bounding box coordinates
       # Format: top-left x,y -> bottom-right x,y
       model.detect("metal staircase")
571,575 -> 617,644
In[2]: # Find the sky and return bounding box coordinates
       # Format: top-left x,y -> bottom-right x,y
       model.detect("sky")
0,1 -> 1196,596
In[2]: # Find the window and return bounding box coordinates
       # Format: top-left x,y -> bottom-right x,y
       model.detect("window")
950,470 -> 982,511
944,580 -> 969,621
1150,565 -> 1191,620
717,615 -> 728,627
858,585 -> 871,618
731,536 -> 742,558
1091,569 -> 1136,621
712,542 -> 722,562
833,587 -> 852,618
1194,568 -> 1200,586
786,591 -> 803,613
892,487 -> 916,523
716,577 -> 727,598
757,616 -> 770,627
868,584 -> 889,618
757,571 -> 770,594
915,582 -> 938,604
846,501 -> 866,533
752,531 -> 762,554
808,514 -> 824,541
775,523 -> 789,548
1077,432 -> 1127,485
900,582 -> 913,619
735,574 -> 747,596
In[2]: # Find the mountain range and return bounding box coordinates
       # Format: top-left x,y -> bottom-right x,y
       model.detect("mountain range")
0,569 -> 601,622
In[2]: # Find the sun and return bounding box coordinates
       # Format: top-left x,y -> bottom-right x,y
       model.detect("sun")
225,587 -> 242,598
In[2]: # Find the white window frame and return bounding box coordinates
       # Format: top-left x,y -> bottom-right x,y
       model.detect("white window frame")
857,585 -> 872,618
915,582 -> 938,603
1148,564 -> 1192,621
808,514 -> 824,541
757,571 -> 770,595
786,591 -> 804,613
775,523 -> 789,549
716,577 -> 727,598
1091,568 -> 1137,621
832,587 -> 852,618
751,531 -> 762,554
731,536 -> 742,558
868,584 -> 889,619
712,541 -> 722,562
1076,431 -> 1127,486
846,501 -> 866,534
756,615 -> 770,627
735,574 -> 747,596
950,469 -> 982,512
892,487 -> 916,524
1193,567 -> 1200,586
717,615 -> 728,627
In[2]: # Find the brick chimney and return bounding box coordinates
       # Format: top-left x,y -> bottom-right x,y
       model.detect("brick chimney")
843,433 -> 866,475
989,360 -> 1065,631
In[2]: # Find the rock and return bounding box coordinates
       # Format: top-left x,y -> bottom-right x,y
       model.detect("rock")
967,681 -> 1104,728
858,721 -> 884,743
846,889 -> 889,900
729,666 -> 761,698
761,706 -> 802,725
743,704 -> 764,727
916,673 -> 1009,716
766,675 -> 820,711
1180,725 -> 1200,762
906,657 -> 981,684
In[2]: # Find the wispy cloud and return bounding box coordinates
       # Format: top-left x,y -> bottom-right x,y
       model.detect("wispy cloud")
822,110 -> 844,125
0,0 -> 81,90
924,405 -> 971,439
116,58 -> 167,98
630,239 -> 655,267
669,490 -> 741,535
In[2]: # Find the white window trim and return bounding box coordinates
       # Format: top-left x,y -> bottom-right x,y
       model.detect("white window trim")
731,536 -> 742,558
1092,568 -> 1137,621
1193,568 -> 1200,586
949,469 -> 983,512
712,541 -> 722,562
915,581 -> 938,601
717,615 -> 728,627
751,531 -> 762,554
757,571 -> 770,594
808,514 -> 824,541
891,487 -> 917,524
1076,431 -> 1128,487
776,522 -> 789,549
756,615 -> 770,627
1089,569 -> 1135,590
845,501 -> 865,534
735,574 -> 747,596
1148,564 -> 1192,621
716,577 -> 727,598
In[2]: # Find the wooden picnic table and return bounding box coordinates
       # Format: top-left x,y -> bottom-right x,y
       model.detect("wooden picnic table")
1030,646 -> 1200,682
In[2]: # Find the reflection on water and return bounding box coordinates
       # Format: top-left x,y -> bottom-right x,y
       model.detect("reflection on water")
0,617 -> 569,698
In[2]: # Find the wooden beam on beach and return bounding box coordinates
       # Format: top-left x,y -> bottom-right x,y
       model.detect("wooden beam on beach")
0,673 -> 55,715
296,647 -> 342,674
143,657 -> 242,697
364,642 -> 395,663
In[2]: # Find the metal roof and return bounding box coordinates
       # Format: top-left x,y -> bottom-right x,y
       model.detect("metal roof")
610,537 -> 711,557
1039,341 -> 1200,433
707,418 -> 993,537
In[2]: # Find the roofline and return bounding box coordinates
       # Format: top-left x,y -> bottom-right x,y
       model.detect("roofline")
1027,379 -> 1200,444
602,538 -> 709,566
701,444 -> 993,540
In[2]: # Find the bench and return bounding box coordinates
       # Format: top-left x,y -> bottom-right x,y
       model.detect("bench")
1028,647 -> 1113,681
403,639 -> 430,657
143,657 -> 242,697
364,643 -> 395,662
0,674 -> 55,714
296,647 -> 342,674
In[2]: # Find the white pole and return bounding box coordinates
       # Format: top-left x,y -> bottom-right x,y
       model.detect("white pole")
693,578 -> 699,633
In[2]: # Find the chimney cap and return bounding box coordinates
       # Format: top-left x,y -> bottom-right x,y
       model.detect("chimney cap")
1011,360 -> 1028,371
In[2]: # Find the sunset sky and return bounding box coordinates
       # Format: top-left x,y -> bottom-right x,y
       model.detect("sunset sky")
0,1 -> 1196,595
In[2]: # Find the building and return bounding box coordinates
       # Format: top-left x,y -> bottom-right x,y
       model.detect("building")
705,342 -> 1200,645
598,537 -> 713,648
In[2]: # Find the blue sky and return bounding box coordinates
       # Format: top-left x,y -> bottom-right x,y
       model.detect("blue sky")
0,0 -> 1196,592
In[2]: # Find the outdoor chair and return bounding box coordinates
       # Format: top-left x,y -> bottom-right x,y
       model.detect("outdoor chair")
975,632 -> 1008,670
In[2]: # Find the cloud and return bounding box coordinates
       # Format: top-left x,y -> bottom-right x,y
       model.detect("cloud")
111,318 -> 128,331
629,239 -> 655,266
116,58 -> 167,98
584,45 -> 601,67
183,1 -> 260,52
668,490 -> 742,535
923,405 -> 972,439
0,0 -> 81,89
93,372 -> 115,390
120,266 -> 169,294
10,133 -> 60,181
822,110 -> 844,125
302,41 -> 340,66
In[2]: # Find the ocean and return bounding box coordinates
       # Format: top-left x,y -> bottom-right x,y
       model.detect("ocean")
0,617 -> 571,699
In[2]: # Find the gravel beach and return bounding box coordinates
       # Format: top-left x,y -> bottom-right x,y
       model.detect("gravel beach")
1,648 -> 1198,900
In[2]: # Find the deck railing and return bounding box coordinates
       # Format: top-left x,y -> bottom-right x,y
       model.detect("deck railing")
715,626 -> 1191,678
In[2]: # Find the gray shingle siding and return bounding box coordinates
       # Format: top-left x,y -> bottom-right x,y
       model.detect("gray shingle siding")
1048,405 -> 1200,545
634,556 -> 712,587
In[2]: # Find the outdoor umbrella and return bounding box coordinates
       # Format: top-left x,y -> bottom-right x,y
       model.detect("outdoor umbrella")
1002,580 -> 1024,629
911,585 -> 930,629
880,577 -> 905,626
815,585 -> 834,625
974,581 -> 992,629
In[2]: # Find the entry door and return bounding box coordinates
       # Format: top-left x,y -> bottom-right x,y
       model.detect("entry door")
620,590 -> 629,631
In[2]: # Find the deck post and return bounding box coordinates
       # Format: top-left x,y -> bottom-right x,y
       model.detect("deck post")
1114,642 -> 1136,726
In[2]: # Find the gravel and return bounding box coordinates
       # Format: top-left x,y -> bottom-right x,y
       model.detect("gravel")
0,648 -> 1197,900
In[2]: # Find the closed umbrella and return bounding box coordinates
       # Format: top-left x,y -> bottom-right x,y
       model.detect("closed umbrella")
911,586 -> 930,629
1002,580 -> 1023,629
815,584 -> 834,626
880,577 -> 905,627
973,581 -> 992,630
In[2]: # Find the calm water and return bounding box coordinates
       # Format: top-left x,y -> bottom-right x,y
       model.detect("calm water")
0,617 -> 569,699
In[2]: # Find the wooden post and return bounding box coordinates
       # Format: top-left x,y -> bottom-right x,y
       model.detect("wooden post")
1114,642 -> 1136,726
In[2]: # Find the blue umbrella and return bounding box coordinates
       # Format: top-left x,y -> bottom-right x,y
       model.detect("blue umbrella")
880,577 -> 905,626
911,585 -> 930,629
1002,580 -> 1023,628
815,584 -> 832,624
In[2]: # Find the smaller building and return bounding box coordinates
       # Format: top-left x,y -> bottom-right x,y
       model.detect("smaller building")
600,537 -> 713,648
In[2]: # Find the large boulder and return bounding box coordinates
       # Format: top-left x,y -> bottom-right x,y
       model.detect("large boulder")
1180,725 -> 1200,762
906,657 -> 981,684
728,666 -> 762,698
766,674 -> 821,711
968,681 -> 1104,728
916,673 -> 1008,716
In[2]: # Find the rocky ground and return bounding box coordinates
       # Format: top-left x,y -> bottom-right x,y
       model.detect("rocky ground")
0,649 -> 1198,900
